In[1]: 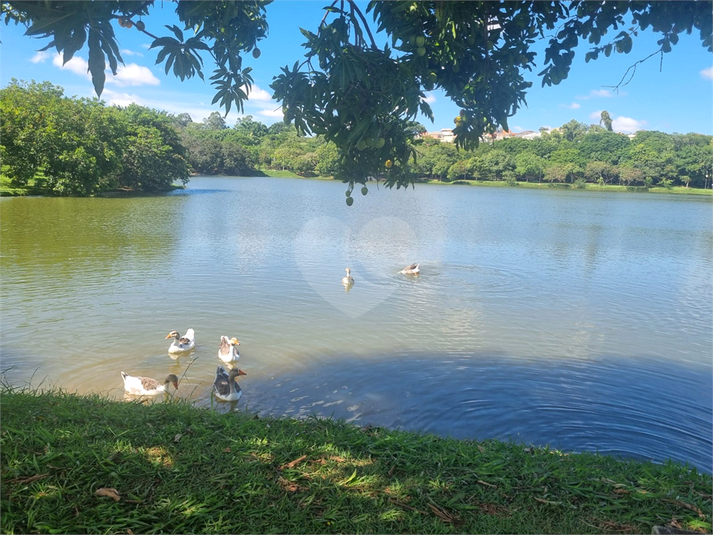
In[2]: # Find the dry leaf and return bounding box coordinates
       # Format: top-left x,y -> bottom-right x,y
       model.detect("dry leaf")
663,499 -> 705,518
389,499 -> 426,515
477,479 -> 497,488
173,433 -> 182,443
95,487 -> 121,501
280,455 -> 307,470
223,447 -> 231,453
427,502 -> 457,523
613,488 -> 630,495
12,473 -> 48,485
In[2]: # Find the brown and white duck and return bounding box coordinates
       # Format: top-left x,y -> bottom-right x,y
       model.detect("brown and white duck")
121,371 -> 179,396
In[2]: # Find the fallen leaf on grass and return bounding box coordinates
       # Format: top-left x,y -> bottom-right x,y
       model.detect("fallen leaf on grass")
663,499 -> 706,518
95,487 -> 121,501
278,476 -> 304,493
223,447 -> 231,453
11,473 -> 49,485
173,433 -> 182,443
613,488 -> 630,495
427,502 -> 459,523
280,455 -> 307,470
477,502 -> 508,515
477,479 -> 496,488
389,499 -> 426,515
534,497 -> 563,505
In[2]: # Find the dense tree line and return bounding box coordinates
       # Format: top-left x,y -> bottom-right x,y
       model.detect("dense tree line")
179,113 -> 712,190
1,80 -> 190,195
2,80 -> 711,195
411,121 -> 713,189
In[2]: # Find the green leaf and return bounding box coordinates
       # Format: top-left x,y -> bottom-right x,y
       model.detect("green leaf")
166,24 -> 184,42
87,29 -> 106,97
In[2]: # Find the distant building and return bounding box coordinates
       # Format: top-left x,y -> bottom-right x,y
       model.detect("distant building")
420,128 -> 455,143
484,128 -> 516,142
514,130 -> 541,139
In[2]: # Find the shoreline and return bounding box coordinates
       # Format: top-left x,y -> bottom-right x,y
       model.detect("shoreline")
3,171 -> 712,197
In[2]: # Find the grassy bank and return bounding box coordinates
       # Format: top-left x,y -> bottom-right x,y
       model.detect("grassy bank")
423,179 -> 713,196
1,387 -> 710,534
258,168 -> 333,180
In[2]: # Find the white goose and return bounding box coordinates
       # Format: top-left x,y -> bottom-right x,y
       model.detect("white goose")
218,336 -> 240,364
165,329 -> 195,354
399,263 -> 420,275
342,267 -> 354,286
121,371 -> 178,396
213,366 -> 247,401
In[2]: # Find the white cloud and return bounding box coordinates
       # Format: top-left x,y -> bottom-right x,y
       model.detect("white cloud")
576,89 -> 621,100
53,53 -> 92,79
120,49 -> 144,57
248,85 -> 274,101
612,116 -> 647,133
106,63 -> 160,87
589,110 -> 602,120
50,52 -> 159,87
511,126 -> 524,133
102,89 -> 146,108
258,107 -> 284,119
560,102 -> 581,109
31,51 -> 51,63
700,66 -> 713,80
421,92 -> 437,104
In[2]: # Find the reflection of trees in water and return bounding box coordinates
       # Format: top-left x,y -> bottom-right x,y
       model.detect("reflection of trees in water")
1,196 -> 185,284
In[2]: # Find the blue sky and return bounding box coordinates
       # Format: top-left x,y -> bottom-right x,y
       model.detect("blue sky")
2,1 -> 711,135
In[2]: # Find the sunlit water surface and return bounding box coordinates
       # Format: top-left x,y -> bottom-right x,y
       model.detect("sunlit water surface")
2,177 -> 711,472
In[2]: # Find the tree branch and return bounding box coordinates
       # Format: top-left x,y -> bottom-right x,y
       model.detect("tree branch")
603,47 -> 663,92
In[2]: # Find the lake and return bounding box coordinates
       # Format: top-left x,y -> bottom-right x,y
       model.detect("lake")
1,176 -> 711,473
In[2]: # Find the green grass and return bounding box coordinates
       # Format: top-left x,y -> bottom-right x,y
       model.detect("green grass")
258,168 -> 334,180
423,179 -> 713,195
2,386 -> 710,534
0,172 -> 45,196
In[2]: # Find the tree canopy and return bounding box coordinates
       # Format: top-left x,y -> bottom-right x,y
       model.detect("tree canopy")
3,0 -> 712,199
3,80 -> 712,194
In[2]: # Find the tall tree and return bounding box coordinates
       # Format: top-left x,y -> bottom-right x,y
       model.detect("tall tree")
600,110 -> 613,132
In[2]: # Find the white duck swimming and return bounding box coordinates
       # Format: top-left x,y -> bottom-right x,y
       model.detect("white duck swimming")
121,371 -> 178,396
166,329 -> 195,354
213,366 -> 247,401
342,267 -> 354,286
399,263 -> 420,275
218,336 -> 240,363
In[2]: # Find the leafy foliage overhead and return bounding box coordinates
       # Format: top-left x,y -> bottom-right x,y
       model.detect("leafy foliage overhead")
3,0 -> 711,199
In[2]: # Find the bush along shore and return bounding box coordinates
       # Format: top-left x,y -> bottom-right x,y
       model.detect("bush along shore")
1,387 -> 711,534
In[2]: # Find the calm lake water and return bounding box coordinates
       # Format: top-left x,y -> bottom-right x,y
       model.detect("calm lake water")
2,176 -> 711,473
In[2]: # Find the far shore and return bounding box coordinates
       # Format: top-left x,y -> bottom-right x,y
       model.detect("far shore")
2,170 -> 712,197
